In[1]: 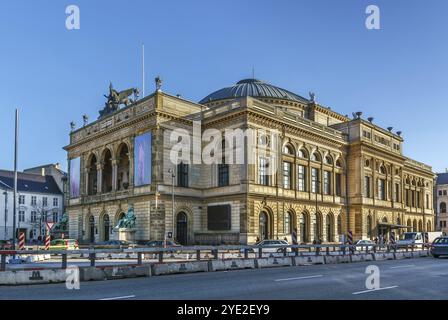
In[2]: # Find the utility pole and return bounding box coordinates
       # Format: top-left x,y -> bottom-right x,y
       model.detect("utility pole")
168,169 -> 175,240
12,109 -> 18,249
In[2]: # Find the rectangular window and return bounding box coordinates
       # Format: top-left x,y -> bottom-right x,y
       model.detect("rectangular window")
416,191 -> 421,208
311,168 -> 319,193
444,190 -> 447,196
19,211 -> 25,223
426,194 -> 430,209
52,212 -> 59,223
42,197 -> 47,207
31,196 -> 37,206
335,173 -> 342,196
364,176 -> 371,198
259,157 -> 269,186
177,163 -> 189,187
297,165 -> 307,192
218,164 -> 229,187
207,205 -> 231,231
42,211 -> 47,222
395,183 -> 400,202
323,171 -> 331,195
19,195 -> 25,205
439,190 -> 443,196
53,198 -> 59,207
378,179 -> 386,200
283,162 -> 292,189
31,211 -> 37,223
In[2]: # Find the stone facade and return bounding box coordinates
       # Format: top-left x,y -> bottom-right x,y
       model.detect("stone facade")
64,79 -> 435,245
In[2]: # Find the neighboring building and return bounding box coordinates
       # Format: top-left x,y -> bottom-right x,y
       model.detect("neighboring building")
65,78 -> 435,245
0,170 -> 64,241
23,163 -> 68,199
435,173 -> 448,234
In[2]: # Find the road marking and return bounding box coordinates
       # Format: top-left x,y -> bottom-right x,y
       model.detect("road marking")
99,295 -> 136,300
352,286 -> 398,295
275,275 -> 323,282
390,265 -> 415,269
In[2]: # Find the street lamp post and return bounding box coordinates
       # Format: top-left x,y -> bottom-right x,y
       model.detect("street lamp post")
168,169 -> 175,240
3,191 -> 7,241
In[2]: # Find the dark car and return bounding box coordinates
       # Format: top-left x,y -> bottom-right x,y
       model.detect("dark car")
0,240 -> 13,250
94,240 -> 132,249
430,237 -> 448,258
144,240 -> 181,252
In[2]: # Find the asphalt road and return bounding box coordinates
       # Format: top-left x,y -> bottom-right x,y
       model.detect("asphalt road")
1,257 -> 448,300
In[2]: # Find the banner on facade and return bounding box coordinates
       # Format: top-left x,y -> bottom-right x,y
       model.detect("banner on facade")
134,132 -> 152,186
69,157 -> 81,198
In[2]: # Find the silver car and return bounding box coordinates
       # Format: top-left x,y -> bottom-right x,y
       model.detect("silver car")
430,237 -> 448,258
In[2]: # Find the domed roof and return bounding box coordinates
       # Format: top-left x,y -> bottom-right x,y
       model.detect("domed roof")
199,79 -> 309,104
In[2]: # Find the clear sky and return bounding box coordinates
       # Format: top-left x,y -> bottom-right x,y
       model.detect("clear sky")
0,0 -> 447,173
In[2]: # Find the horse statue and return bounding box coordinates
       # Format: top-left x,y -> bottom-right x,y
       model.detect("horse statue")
53,212 -> 69,232
99,83 -> 140,118
115,206 -> 136,229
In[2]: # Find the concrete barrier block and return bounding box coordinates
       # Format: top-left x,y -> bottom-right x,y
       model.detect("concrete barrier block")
395,251 -> 413,259
325,255 -> 351,264
349,254 -> 374,263
151,261 -> 209,276
373,252 -> 395,261
0,269 -> 67,285
80,267 -> 107,281
415,250 -> 428,258
100,265 -> 151,279
255,257 -> 293,268
294,255 -> 325,266
209,259 -> 256,271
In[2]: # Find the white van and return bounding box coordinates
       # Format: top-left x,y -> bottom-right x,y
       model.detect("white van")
396,232 -> 443,248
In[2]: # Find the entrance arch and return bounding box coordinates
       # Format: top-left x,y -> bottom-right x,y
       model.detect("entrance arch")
88,215 -> 95,243
299,212 -> 309,243
101,214 -> 110,242
259,211 -> 271,240
176,212 -> 188,245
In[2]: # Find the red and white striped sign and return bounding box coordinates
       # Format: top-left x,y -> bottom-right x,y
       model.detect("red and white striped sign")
348,230 -> 353,245
18,232 -> 25,250
292,228 -> 298,245
45,235 -> 51,250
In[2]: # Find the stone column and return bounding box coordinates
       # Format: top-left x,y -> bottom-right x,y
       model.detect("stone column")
84,168 -> 90,195
96,163 -> 103,194
112,158 -> 118,191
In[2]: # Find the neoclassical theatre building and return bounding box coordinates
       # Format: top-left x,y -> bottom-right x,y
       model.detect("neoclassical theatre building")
65,79 -> 435,245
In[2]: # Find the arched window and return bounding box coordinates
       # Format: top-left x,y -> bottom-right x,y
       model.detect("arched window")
283,145 -> 294,155
379,165 -> 386,175
325,156 -> 333,165
259,212 -> 270,240
102,149 -> 113,193
314,212 -> 323,241
298,149 -> 308,159
285,211 -> 293,234
326,214 -> 334,242
440,202 -> 447,213
311,152 -> 321,162
337,215 -> 342,235
336,159 -> 342,168
117,143 -> 130,190
87,154 -> 98,195
102,214 -> 110,242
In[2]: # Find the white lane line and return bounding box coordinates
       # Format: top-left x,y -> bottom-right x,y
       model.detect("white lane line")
390,265 -> 415,269
99,295 -> 136,300
275,275 -> 323,282
352,286 -> 398,295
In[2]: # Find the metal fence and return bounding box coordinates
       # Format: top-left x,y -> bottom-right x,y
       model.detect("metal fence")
0,243 -> 430,272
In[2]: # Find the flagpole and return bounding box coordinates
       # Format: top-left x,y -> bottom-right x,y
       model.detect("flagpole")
12,109 -> 18,250
142,43 -> 145,97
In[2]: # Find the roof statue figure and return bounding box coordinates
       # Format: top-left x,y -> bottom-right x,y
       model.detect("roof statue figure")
98,82 -> 140,119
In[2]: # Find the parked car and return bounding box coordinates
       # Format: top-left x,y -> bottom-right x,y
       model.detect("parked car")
49,239 -> 79,250
144,240 -> 181,252
355,239 -> 374,251
0,240 -> 13,250
250,239 -> 290,253
430,237 -> 448,258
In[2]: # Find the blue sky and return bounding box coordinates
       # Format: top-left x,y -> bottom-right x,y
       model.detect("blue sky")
0,0 -> 447,173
